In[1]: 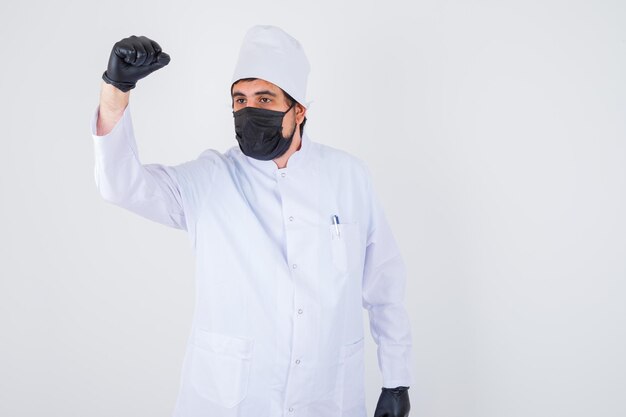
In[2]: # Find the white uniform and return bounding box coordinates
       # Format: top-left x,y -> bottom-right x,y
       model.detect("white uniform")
90,103 -> 415,417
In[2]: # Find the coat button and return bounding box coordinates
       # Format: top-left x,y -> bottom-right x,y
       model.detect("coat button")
292,264 -> 298,269
289,407 -> 294,412
298,309 -> 303,314
289,216 -> 294,222
281,172 -> 286,177
295,359 -> 301,364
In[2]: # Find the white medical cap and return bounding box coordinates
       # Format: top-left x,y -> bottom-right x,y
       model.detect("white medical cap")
231,25 -> 310,107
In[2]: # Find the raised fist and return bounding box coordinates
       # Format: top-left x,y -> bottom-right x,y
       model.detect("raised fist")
102,35 -> 170,92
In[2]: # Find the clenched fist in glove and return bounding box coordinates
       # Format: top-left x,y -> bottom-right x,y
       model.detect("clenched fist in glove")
102,35 -> 170,92
374,386 -> 411,417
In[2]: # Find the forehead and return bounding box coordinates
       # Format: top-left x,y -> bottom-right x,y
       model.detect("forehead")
231,78 -> 282,95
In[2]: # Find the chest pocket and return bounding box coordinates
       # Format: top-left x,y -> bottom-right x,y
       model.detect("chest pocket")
329,222 -> 361,274
190,329 -> 254,408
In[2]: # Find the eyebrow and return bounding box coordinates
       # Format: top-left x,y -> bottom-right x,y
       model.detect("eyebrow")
232,89 -> 278,98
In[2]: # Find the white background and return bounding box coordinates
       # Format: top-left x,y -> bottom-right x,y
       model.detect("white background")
1,0 -> 625,416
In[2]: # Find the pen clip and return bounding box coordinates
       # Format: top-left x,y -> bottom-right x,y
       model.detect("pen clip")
332,214 -> 340,238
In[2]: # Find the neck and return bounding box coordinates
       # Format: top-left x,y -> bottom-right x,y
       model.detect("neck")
273,131 -> 302,169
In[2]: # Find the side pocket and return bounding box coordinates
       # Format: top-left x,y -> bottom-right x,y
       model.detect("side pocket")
190,329 -> 254,408
339,336 -> 366,412
341,336 -> 364,361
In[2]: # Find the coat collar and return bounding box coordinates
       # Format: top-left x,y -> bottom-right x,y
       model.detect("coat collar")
243,131 -> 312,176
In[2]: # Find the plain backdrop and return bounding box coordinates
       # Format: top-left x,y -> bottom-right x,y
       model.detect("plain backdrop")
1,0 -> 625,416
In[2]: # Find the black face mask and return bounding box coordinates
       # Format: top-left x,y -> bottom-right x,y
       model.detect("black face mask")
233,102 -> 296,160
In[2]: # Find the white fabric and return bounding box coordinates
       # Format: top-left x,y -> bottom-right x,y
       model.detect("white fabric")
90,104 -> 415,417
231,25 -> 310,107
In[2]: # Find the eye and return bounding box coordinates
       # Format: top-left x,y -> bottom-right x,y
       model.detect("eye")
260,97 -> 272,104
235,98 -> 246,104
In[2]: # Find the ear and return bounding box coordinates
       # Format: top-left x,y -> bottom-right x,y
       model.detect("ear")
295,103 -> 306,124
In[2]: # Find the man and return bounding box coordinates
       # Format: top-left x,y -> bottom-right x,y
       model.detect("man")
91,26 -> 414,417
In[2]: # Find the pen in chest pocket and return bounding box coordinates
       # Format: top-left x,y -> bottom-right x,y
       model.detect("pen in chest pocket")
332,214 -> 340,237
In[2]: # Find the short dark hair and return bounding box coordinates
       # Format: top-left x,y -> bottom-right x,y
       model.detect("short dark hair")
231,78 -> 307,136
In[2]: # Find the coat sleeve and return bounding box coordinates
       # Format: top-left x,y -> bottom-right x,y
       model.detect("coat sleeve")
90,103 -> 188,231
361,164 -> 416,389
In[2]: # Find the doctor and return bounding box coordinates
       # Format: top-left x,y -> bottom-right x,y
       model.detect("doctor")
91,26 -> 414,417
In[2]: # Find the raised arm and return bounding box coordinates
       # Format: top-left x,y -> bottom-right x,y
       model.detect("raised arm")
97,82 -> 129,136
91,36 -> 187,231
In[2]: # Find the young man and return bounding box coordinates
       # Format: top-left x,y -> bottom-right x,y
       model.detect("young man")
91,25 -> 413,417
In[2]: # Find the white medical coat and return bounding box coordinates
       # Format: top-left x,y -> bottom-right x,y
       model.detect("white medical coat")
90,104 -> 415,417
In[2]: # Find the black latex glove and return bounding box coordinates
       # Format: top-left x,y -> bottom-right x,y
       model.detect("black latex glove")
102,35 -> 170,92
374,386 -> 410,417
